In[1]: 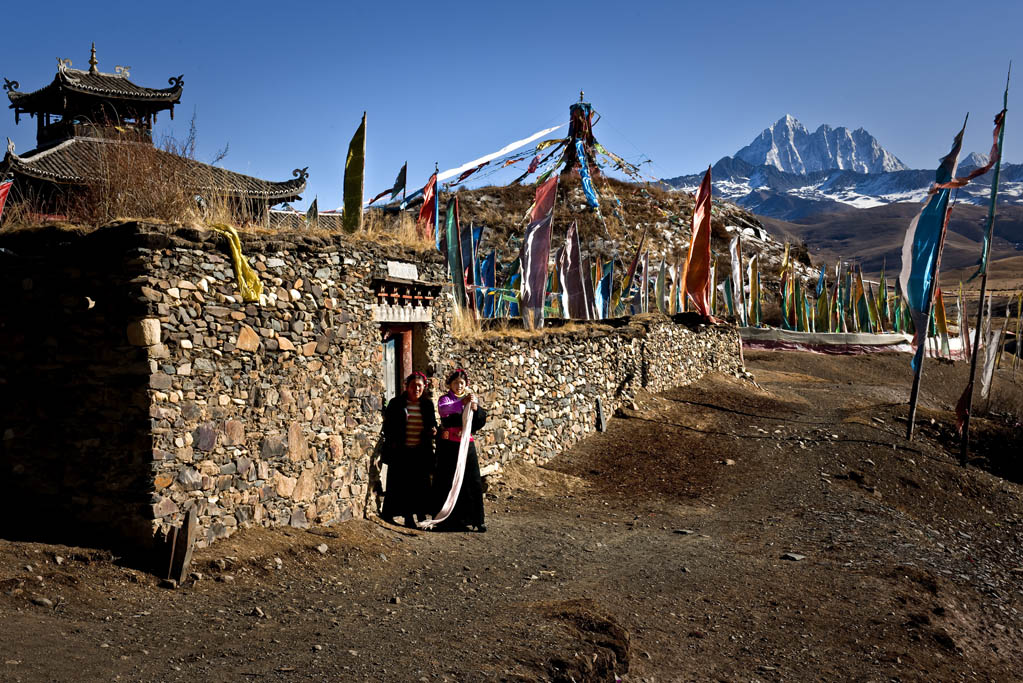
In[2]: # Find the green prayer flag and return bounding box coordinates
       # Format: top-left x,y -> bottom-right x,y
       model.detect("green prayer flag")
342,112 -> 366,233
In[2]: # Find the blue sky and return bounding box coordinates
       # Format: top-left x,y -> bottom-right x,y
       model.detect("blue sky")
2,0 -> 1018,209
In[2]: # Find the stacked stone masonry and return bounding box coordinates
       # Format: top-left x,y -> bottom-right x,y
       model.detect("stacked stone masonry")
0,223 -> 741,550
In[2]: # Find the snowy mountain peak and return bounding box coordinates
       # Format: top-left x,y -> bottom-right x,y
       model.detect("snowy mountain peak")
960,152 -> 990,169
735,115 -> 908,175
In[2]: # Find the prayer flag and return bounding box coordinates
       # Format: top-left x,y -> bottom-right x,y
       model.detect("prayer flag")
417,173 -> 438,243
980,295 -> 1007,400
519,187 -> 560,327
342,112 -> 366,233
640,252 -> 650,313
305,197 -> 318,228
446,196 -> 467,309
530,175 -> 559,225
391,162 -> 407,200
966,85 -> 1009,281
582,255 -> 598,320
878,261 -> 890,328
597,259 -> 613,319
613,230 -> 646,316
454,162 -> 487,185
557,222 -> 590,319
369,162 -> 408,204
655,256 -> 667,315
461,224 -> 483,314
508,271 -> 521,318
900,118 -> 966,369
0,179 -> 12,222
480,250 -> 497,318
747,254 -> 760,327
685,167 -> 713,318
934,288 -> 951,358
576,140 -> 600,208
709,256 -> 718,316
729,236 -> 746,325
438,124 -> 564,182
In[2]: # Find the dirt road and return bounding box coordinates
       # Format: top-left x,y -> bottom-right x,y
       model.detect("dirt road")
2,351 -> 1021,681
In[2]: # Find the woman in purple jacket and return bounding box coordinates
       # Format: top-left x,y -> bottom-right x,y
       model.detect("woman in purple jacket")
432,369 -> 488,532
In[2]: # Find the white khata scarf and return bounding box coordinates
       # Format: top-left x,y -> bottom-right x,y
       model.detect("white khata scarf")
418,402 -> 473,529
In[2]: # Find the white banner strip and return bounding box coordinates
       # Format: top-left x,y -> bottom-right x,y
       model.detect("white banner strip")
437,125 -> 565,182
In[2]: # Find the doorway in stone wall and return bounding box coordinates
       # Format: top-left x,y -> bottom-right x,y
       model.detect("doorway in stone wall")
382,326 -> 412,404
381,324 -> 430,404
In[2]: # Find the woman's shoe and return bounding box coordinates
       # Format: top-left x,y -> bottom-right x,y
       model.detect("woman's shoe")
475,524 -> 487,533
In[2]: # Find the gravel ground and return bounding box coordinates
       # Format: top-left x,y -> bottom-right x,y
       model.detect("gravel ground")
2,350 -> 1021,682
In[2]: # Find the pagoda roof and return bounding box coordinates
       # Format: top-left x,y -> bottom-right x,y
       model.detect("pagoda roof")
3,137 -> 306,204
6,63 -> 183,112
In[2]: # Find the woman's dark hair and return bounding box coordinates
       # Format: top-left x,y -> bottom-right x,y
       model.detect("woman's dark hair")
446,368 -> 468,385
405,371 -> 427,386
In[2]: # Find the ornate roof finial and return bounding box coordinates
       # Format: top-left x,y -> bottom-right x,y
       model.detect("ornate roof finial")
580,90 -> 585,102
88,42 -> 98,74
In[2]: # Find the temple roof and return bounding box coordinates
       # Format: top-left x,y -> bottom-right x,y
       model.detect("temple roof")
3,137 -> 306,203
6,63 -> 183,112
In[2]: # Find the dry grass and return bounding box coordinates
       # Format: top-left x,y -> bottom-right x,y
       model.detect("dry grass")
449,306 -> 596,341
71,136 -> 195,227
357,210 -> 434,251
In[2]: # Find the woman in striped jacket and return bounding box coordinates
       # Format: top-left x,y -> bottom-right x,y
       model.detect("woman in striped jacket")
380,372 -> 438,528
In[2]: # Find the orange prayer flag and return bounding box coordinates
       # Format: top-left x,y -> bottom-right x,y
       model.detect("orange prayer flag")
684,167 -> 713,318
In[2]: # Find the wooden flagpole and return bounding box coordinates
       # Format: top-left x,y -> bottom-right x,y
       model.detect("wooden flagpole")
960,65 -> 1010,463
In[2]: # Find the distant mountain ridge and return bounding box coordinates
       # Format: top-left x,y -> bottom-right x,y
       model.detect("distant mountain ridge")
663,115 -> 1022,221
735,114 -> 908,174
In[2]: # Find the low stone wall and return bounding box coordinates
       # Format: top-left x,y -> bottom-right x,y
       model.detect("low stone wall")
448,317 -> 741,465
0,222 -> 743,552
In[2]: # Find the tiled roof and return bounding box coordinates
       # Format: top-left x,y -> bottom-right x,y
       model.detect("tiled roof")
3,137 -> 306,202
7,66 -> 183,108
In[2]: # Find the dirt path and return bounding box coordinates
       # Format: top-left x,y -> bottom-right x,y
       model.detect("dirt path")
2,352 -> 1022,681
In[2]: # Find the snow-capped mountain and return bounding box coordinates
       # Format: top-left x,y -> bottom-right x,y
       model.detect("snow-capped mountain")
735,114 -> 908,175
959,152 -> 990,170
663,116 -> 1022,221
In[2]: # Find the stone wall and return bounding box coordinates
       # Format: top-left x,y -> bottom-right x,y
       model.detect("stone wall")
133,226 -> 451,547
0,222 -> 742,552
447,317 -> 741,466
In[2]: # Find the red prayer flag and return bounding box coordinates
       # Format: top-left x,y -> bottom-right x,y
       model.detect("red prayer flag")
685,167 -> 713,318
455,162 -> 486,184
530,175 -> 558,225
527,155 -> 540,174
416,174 -> 437,241
0,179 -> 12,223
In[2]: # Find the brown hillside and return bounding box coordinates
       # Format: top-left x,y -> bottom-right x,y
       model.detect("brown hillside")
760,203 -> 1023,275
375,176 -> 767,266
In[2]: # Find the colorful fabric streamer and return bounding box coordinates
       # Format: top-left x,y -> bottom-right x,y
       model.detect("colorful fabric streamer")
900,118 -> 965,369
685,167 -> 713,318
575,140 -> 600,209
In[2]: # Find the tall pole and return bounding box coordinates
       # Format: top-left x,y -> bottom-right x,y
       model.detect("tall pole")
960,65 -> 1009,463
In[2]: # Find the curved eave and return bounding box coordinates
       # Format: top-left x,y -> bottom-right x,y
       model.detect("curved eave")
7,74 -> 183,111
